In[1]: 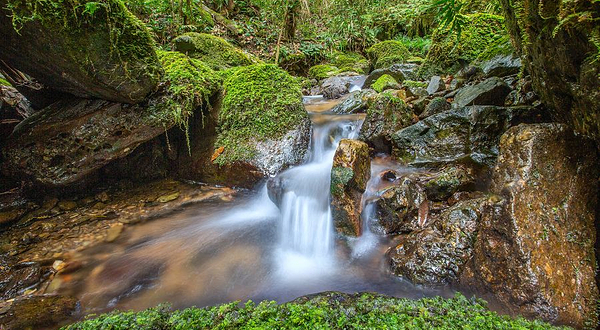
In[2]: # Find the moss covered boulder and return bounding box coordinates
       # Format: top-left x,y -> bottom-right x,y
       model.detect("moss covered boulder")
371,74 -> 401,92
367,40 -> 411,69
499,0 -> 600,145
330,52 -> 370,74
331,139 -> 370,237
0,0 -> 162,104
2,51 -> 221,189
423,14 -> 511,74
308,64 -> 340,80
173,32 -> 257,70
177,64 -> 310,187
462,123 -> 598,328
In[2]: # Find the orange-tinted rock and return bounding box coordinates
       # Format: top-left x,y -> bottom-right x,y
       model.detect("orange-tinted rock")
330,139 -> 370,236
463,123 -> 598,328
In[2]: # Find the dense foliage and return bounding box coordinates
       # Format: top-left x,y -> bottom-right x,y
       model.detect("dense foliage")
64,292 -> 565,329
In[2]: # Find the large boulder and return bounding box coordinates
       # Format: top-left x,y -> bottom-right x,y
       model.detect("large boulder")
0,0 -> 162,104
499,0 -> 600,144
481,54 -> 521,77
462,124 -> 598,328
321,75 -> 363,99
173,32 -> 257,70
452,77 -> 512,108
177,64 -> 310,187
359,91 -> 414,153
388,197 -> 488,285
330,139 -> 370,237
391,105 -> 544,167
3,51 -> 221,188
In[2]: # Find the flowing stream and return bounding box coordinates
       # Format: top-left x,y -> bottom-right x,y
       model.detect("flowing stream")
57,93 -> 453,320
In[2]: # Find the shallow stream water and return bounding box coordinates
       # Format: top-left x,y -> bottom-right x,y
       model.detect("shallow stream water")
56,93 -> 454,321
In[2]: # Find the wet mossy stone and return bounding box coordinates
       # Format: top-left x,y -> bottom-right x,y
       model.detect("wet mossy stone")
422,13 -> 510,74
214,64 -> 309,168
308,64 -> 339,80
367,40 -> 411,69
63,292 -> 562,329
371,74 -> 400,93
0,0 -> 162,104
329,52 -> 369,74
173,32 -> 257,70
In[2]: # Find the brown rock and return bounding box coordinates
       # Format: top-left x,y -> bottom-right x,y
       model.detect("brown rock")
330,139 -> 371,236
0,294 -> 79,329
371,176 -> 427,235
463,123 -> 598,328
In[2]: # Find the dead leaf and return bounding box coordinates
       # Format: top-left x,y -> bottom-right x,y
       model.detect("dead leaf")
211,146 -> 225,162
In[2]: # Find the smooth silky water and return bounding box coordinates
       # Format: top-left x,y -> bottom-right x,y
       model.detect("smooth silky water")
57,93 -> 453,319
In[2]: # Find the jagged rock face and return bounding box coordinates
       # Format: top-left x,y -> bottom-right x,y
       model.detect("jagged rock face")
388,197 -> 487,286
0,0 -> 161,104
391,105 -> 545,167
452,77 -> 512,108
462,123 -> 598,328
2,98 -> 174,188
500,0 -> 600,144
330,139 -> 370,237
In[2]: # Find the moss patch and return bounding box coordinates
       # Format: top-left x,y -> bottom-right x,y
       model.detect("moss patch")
0,78 -> 11,87
366,40 -> 411,69
308,64 -> 340,80
331,166 -> 354,197
403,80 -> 428,88
422,13 -> 511,74
371,74 -> 399,93
63,292 -> 564,329
173,32 -> 258,70
214,64 -> 307,165
330,52 -> 369,74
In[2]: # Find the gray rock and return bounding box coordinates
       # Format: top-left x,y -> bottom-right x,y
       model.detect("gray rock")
331,89 -> 377,114
419,97 -> 450,119
427,76 -> 445,95
482,55 -> 522,77
363,64 -> 418,89
453,77 -> 512,108
321,76 -> 361,99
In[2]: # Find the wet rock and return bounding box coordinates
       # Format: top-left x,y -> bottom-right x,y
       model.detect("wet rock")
321,76 -> 360,99
2,98 -> 177,188
388,197 -> 487,285
0,260 -> 44,300
371,176 -> 427,235
371,75 -> 401,93
462,123 -> 599,328
0,1 -> 161,104
392,105 -> 544,167
105,223 -> 124,243
331,139 -> 370,237
419,97 -> 450,119
359,92 -> 414,153
424,165 -> 475,201
156,192 -> 180,203
481,55 -> 521,77
0,208 -> 24,226
453,77 -> 512,108
363,64 -> 418,89
456,65 -> 480,81
331,89 -> 377,114
427,76 -> 446,95
0,85 -> 32,140
57,200 -> 77,211
0,294 -> 79,329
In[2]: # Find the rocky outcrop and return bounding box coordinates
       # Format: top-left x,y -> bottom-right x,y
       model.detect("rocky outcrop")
500,0 -> 600,144
462,123 -> 598,328
0,0 -> 162,104
330,139 -> 370,237
392,105 -> 545,167
452,77 -> 512,108
423,165 -> 476,201
359,92 -> 414,153
388,197 -> 487,285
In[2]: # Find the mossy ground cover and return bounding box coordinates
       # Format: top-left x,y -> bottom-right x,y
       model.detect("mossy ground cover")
213,64 -> 307,165
63,292 -> 565,329
173,32 -> 258,70
366,40 -> 412,69
371,74 -> 400,93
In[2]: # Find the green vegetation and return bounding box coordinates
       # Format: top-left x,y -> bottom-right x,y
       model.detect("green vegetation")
371,74 -> 400,92
172,32 -> 258,70
331,166 -> 354,197
0,78 -> 11,87
403,80 -> 428,88
214,64 -> 307,165
150,51 -> 222,135
63,292 -> 564,329
308,64 -> 340,80
367,40 -> 411,69
329,52 -> 370,74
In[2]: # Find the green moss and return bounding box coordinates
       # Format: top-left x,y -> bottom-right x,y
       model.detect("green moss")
422,13 -> 510,74
330,52 -> 369,74
63,292 -> 565,329
214,64 -> 307,165
149,51 -> 222,152
403,80 -> 428,88
5,0 -> 162,92
366,40 -> 411,69
331,166 -> 354,197
308,64 -> 340,80
371,74 -> 399,93
0,78 -> 11,87
173,32 -> 258,71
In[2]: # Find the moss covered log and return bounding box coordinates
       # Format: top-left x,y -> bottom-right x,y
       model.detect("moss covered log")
63,292 -> 564,329
0,0 -> 162,104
